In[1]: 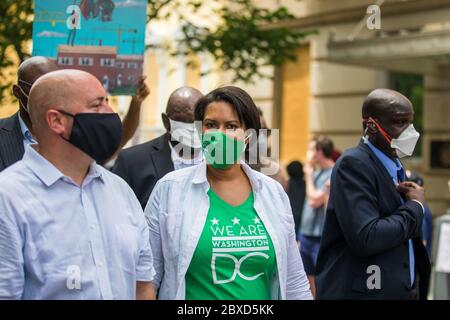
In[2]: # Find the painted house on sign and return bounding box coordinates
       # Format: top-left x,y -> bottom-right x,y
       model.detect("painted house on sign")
55,44 -> 143,94
115,55 -> 143,89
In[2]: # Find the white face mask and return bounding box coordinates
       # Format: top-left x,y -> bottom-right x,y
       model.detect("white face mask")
391,124 -> 420,158
169,119 -> 201,149
17,79 -> 32,112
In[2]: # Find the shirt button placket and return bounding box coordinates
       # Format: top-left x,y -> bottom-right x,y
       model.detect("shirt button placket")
81,187 -> 112,299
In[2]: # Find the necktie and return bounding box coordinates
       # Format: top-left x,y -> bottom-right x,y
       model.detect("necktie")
397,167 -> 405,184
397,166 -> 415,287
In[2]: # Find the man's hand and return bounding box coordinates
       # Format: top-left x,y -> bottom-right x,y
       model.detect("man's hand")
132,76 -> 150,105
306,149 -> 315,163
397,181 -> 425,204
102,76 -> 150,165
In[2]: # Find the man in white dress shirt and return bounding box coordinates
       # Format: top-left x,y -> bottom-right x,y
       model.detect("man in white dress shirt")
0,69 -> 155,300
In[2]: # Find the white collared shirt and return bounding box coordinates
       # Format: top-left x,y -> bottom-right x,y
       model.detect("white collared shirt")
144,161 -> 312,300
0,145 -> 155,299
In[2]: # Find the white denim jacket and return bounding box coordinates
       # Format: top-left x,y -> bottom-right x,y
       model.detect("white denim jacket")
144,161 -> 312,300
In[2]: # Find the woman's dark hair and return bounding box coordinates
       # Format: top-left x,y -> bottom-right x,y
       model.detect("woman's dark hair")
287,161 -> 304,179
194,86 -> 261,133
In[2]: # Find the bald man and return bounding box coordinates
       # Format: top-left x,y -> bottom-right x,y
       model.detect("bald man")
112,86 -> 204,208
0,57 -> 58,171
0,56 -> 149,172
315,89 -> 431,300
0,70 -> 155,300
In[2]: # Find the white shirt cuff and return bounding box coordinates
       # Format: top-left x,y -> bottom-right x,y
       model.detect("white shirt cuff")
411,199 -> 425,215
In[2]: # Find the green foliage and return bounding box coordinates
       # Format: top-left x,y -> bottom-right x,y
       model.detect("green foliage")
390,72 -> 424,157
148,0 -> 309,83
0,0 -> 33,102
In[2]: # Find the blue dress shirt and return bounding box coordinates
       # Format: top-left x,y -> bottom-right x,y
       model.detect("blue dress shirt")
0,145 -> 155,299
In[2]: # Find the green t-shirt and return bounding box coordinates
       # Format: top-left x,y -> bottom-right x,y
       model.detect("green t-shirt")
185,189 -> 277,300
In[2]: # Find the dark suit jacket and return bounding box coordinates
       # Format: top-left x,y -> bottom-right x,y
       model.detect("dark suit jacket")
0,113 -> 25,172
316,141 -> 431,300
112,133 -> 174,209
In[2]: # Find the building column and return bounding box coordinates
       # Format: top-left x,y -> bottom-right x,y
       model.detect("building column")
422,74 -> 450,215
279,45 -> 311,164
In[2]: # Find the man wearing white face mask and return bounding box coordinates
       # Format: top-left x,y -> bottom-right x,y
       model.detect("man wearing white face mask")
315,88 -> 431,300
0,57 -> 58,172
167,117 -> 203,170
113,86 -> 204,208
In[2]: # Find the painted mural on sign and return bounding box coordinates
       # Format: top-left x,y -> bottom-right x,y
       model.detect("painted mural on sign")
32,0 -> 147,95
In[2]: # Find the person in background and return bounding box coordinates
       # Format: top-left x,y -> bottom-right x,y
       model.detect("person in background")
145,86 -> 312,300
249,107 -> 288,190
286,160 -> 306,237
406,170 -> 433,258
0,56 -> 149,172
331,149 -> 341,163
0,70 -> 155,299
0,57 -> 57,172
112,86 -> 204,208
297,136 -> 335,297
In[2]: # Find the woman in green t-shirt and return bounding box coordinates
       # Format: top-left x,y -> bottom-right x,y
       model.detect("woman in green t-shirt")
144,86 -> 312,300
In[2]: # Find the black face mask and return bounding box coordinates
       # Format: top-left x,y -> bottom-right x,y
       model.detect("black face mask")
58,110 -> 123,163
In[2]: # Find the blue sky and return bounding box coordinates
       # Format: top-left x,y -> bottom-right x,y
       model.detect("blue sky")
32,0 -> 147,58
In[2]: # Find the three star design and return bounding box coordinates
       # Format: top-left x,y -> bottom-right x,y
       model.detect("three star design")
210,216 -> 261,225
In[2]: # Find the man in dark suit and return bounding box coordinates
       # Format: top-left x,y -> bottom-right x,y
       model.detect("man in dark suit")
0,57 -> 58,172
316,88 -> 431,300
112,86 -> 204,208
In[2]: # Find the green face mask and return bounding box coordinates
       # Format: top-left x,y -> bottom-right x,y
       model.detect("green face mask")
201,131 -> 246,170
